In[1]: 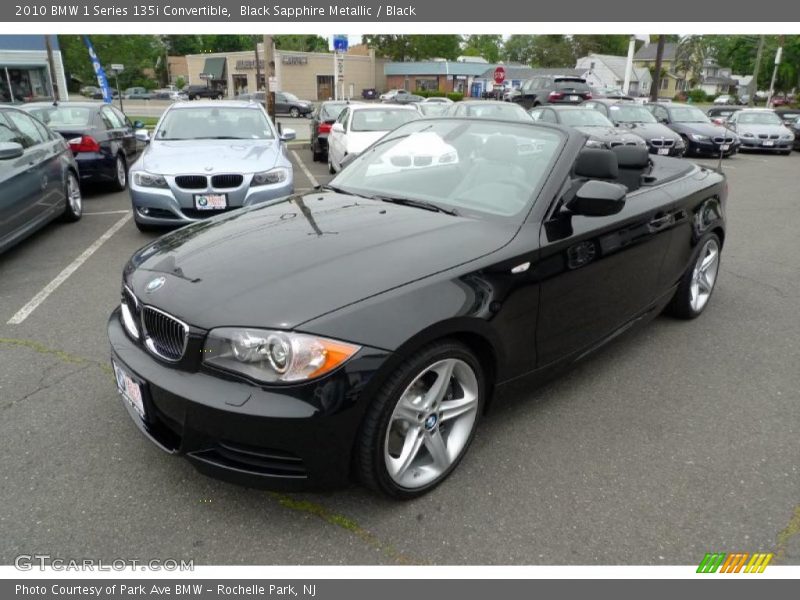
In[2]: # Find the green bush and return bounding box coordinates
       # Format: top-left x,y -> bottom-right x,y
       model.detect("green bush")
686,89 -> 708,103
413,89 -> 430,97
446,92 -> 464,102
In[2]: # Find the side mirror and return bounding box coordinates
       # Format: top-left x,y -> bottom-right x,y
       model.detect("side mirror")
331,122 -> 345,134
567,180 -> 627,217
280,128 -> 296,142
0,142 -> 24,160
134,129 -> 150,143
132,120 -> 145,129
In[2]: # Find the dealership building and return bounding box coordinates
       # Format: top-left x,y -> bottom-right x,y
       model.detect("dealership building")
183,44 -> 387,100
0,35 -> 69,103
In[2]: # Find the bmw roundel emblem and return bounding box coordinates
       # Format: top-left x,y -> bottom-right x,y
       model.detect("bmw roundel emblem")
146,276 -> 166,293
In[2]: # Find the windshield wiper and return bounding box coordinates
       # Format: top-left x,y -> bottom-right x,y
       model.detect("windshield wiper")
316,183 -> 374,199
375,195 -> 459,216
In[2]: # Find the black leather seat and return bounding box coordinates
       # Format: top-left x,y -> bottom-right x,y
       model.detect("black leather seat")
612,145 -> 650,192
573,148 -> 619,180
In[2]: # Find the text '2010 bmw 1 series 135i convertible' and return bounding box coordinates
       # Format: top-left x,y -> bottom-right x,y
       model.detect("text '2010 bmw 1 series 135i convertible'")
109,117 -> 726,499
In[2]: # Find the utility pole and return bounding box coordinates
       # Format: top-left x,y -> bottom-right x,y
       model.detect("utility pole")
622,35 -> 636,95
44,35 -> 59,102
749,35 -> 765,107
767,35 -> 783,107
254,37 -> 262,94
263,35 -> 276,122
650,35 -> 666,102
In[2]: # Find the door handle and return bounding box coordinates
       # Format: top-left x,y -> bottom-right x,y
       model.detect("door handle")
649,213 -> 673,230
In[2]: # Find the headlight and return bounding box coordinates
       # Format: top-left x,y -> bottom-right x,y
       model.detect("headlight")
252,167 -> 289,186
120,286 -> 140,340
203,328 -> 361,383
584,139 -> 605,149
675,138 -> 686,148
781,134 -> 794,140
690,134 -> 710,141
132,171 -> 168,188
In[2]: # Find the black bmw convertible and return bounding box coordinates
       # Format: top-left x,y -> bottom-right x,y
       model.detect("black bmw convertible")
108,117 -> 726,498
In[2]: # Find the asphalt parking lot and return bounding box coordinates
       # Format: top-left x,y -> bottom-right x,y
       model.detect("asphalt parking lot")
1,146 -> 798,566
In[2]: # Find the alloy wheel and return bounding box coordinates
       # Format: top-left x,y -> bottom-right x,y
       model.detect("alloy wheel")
383,358 -> 479,489
67,172 -> 82,214
116,156 -> 127,188
690,238 -> 720,313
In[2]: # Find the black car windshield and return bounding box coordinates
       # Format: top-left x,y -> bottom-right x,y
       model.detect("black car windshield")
608,104 -> 657,123
26,106 -> 93,127
330,120 -> 563,218
737,112 -> 782,125
350,109 -> 418,132
462,103 -> 531,121
155,107 -> 274,140
669,107 -> 710,123
558,109 -> 614,127
555,80 -> 591,91
320,102 -> 348,121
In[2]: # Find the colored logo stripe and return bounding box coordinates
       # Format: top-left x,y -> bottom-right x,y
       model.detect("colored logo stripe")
697,552 -> 774,573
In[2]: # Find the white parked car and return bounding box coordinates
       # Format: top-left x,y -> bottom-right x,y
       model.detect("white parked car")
379,89 -> 410,102
327,104 -> 420,173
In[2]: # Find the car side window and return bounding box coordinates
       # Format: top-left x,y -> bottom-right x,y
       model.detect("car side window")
102,106 -> 124,129
540,109 -> 558,124
336,108 -> 349,130
4,110 -> 46,147
0,113 -> 22,144
30,116 -> 53,141
111,107 -> 131,128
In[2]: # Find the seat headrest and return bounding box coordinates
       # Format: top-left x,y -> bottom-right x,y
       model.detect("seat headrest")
574,148 -> 619,179
612,145 -> 650,168
482,135 -> 519,162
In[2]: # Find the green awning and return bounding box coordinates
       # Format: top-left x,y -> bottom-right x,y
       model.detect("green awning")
203,57 -> 227,80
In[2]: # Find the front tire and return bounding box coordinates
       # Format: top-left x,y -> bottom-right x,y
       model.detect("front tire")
356,340 -> 485,499
61,171 -> 82,222
290,107 -> 300,118
665,233 -> 722,319
328,153 -> 336,174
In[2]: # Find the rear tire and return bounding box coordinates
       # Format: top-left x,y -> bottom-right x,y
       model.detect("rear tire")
356,340 -> 485,499
665,232 -> 722,319
312,143 -> 323,162
61,171 -> 82,222
110,154 -> 127,191
328,154 -> 336,174
290,107 -> 300,118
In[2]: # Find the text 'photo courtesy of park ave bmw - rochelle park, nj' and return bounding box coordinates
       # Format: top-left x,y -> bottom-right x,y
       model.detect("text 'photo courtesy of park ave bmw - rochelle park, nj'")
0,15 -> 799,597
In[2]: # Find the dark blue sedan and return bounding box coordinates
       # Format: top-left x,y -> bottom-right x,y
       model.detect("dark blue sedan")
21,102 -> 145,190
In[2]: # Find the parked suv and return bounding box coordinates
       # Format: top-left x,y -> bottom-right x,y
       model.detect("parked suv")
512,76 -> 593,109
186,85 -> 224,100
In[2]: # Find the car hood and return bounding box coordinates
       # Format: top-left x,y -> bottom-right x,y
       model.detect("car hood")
615,122 -> 680,141
126,192 -> 515,331
670,122 -> 732,138
734,124 -> 791,136
574,126 -> 638,142
345,131 -> 389,154
141,139 -> 283,175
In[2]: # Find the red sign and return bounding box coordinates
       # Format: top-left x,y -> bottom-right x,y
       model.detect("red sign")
493,67 -> 506,84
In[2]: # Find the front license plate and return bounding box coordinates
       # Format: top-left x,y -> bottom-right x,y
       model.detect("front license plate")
720,144 -> 730,151
657,148 -> 670,155
762,140 -> 775,147
569,95 -> 580,101
113,360 -> 145,419
194,194 -> 227,210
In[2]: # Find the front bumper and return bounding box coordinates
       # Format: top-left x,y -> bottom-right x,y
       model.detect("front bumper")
685,139 -> 740,157
739,138 -> 793,152
108,309 -> 390,490
130,173 -> 293,227
646,142 -> 685,157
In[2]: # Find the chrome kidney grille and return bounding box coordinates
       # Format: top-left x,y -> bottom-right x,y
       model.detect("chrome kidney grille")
141,306 -> 189,362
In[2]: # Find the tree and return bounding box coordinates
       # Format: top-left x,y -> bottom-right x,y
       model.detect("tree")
363,35 -> 462,61
571,35 -> 631,58
502,35 -> 538,64
461,35 -> 503,63
58,35 -> 162,90
530,36 -> 576,68
675,35 -> 711,87
274,35 -> 329,53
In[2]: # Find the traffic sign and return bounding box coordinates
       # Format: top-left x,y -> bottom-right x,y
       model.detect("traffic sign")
333,35 -> 348,52
199,73 -> 212,80
110,63 -> 124,72
493,66 -> 506,84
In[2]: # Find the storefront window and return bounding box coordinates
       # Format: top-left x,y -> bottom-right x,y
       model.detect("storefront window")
0,65 -> 52,102
415,78 -> 438,91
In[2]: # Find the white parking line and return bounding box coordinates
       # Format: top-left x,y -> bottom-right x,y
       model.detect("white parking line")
83,210 -> 132,216
7,213 -> 132,325
291,149 -> 319,189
